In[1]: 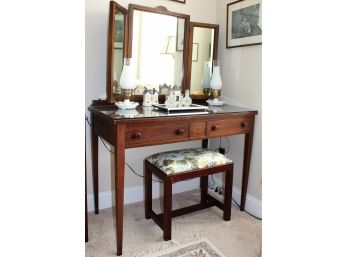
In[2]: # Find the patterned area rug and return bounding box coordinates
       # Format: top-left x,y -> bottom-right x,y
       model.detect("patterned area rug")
138,238 -> 226,257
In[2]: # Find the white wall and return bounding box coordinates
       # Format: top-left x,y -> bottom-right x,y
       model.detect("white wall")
211,0 -> 262,200
85,0 -> 218,194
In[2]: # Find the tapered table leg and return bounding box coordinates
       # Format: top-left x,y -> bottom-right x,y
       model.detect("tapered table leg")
115,124 -> 126,256
144,161 -> 152,219
240,118 -> 255,211
91,113 -> 99,214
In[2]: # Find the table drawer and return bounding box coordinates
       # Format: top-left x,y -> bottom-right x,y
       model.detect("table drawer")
207,117 -> 251,137
126,122 -> 189,146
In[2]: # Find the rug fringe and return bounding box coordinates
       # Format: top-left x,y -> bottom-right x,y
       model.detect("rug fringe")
175,233 -> 204,245
131,241 -> 177,257
131,233 -> 205,257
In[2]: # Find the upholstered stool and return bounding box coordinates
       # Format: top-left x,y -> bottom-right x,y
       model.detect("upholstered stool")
144,148 -> 234,241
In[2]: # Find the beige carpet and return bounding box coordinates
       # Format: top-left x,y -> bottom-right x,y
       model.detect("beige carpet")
85,190 -> 261,257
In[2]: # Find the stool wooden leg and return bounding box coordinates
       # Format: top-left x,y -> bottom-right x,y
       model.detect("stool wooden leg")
144,162 -> 152,219
223,164 -> 234,221
163,177 -> 172,241
200,176 -> 208,204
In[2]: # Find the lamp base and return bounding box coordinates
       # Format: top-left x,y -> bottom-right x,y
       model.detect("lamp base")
121,89 -> 133,99
211,89 -> 221,99
115,99 -> 139,110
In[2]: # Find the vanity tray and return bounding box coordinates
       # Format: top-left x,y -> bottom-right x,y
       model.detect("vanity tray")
152,104 -> 209,115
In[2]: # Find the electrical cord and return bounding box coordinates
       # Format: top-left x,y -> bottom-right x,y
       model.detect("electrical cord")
208,174 -> 216,188
225,136 -> 230,154
85,116 -> 163,183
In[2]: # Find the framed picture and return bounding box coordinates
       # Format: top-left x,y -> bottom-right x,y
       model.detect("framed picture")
168,0 -> 186,3
226,0 -> 262,48
114,13 -> 125,49
176,18 -> 185,51
192,43 -> 199,62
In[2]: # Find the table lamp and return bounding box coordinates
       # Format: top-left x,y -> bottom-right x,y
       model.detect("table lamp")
210,61 -> 222,101
116,58 -> 138,110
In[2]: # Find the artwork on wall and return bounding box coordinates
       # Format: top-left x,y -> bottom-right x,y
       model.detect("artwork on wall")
226,0 -> 262,48
114,13 -> 125,49
192,43 -> 199,62
168,0 -> 186,3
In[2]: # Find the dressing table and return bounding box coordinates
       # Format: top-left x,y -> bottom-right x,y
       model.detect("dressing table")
89,104 -> 257,255
88,2 -> 258,255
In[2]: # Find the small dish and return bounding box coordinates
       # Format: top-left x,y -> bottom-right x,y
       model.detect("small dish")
207,99 -> 225,106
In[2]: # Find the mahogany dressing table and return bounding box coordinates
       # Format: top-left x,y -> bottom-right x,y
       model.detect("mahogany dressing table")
88,104 -> 257,255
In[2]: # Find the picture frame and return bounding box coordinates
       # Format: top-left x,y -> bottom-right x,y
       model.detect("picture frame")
168,0 -> 186,3
226,0 -> 262,48
176,18 -> 185,51
114,13 -> 125,49
192,43 -> 199,62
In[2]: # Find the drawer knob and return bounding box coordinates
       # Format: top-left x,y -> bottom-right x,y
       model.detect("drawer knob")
132,132 -> 141,139
212,125 -> 219,131
241,122 -> 247,128
175,129 -> 185,135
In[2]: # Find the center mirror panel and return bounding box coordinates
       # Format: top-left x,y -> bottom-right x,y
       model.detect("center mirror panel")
128,5 -> 190,96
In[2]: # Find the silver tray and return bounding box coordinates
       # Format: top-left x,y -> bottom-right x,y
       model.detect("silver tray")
152,104 -> 208,115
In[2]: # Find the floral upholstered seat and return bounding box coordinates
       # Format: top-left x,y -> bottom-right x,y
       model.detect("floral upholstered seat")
146,148 -> 233,175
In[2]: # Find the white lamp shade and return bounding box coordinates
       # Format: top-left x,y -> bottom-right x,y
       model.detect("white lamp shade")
120,59 -> 134,90
201,62 -> 211,89
210,65 -> 222,90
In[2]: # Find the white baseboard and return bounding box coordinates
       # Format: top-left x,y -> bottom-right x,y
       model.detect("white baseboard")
209,178 -> 262,219
87,179 -> 200,212
87,178 -> 262,219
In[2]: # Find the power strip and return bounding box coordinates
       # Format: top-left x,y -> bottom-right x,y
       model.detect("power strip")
208,186 -> 239,208
208,187 -> 224,201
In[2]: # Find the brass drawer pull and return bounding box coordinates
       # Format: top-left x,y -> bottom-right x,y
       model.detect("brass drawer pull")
175,129 -> 185,135
241,122 -> 247,128
132,132 -> 141,139
212,125 -> 219,131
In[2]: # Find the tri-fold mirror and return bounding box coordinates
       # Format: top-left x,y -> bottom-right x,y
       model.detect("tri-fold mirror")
188,22 -> 219,96
106,1 -> 219,104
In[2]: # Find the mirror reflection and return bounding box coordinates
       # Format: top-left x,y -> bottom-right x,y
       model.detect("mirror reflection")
190,27 -> 215,95
131,10 -> 185,95
113,11 -> 126,95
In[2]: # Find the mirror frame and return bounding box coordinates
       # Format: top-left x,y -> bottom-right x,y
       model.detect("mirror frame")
105,2 -> 219,104
106,1 -> 128,103
126,4 -> 190,102
187,22 -> 219,100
